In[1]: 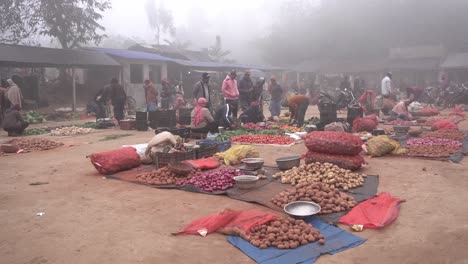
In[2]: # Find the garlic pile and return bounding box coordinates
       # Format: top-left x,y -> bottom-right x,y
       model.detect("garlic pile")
50,126 -> 94,136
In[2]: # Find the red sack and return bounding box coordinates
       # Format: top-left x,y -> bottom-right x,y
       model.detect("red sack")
431,120 -> 458,131
450,105 -> 465,117
353,117 -> 377,132
175,209 -> 240,236
303,151 -> 366,171
218,210 -> 278,236
88,147 -> 140,175
305,131 -> 363,156
419,108 -> 439,116
338,192 -> 404,229
184,157 -> 220,170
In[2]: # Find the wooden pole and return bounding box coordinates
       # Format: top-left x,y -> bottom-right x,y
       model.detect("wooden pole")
72,68 -> 76,113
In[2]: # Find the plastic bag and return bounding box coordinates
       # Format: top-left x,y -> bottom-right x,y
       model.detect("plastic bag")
214,145 -> 259,165
431,120 -> 458,131
366,135 -> 400,157
353,117 -> 377,132
175,209 -> 240,236
303,151 -> 365,171
304,131 -> 363,156
184,157 -> 220,170
324,122 -> 345,132
217,210 -> 278,236
88,147 -> 140,175
338,192 -> 404,229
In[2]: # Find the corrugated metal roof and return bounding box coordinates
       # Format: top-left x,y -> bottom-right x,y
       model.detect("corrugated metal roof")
440,53 -> 468,68
0,44 -> 120,67
87,47 -> 176,62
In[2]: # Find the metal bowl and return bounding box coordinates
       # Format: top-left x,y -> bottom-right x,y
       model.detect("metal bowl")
241,158 -> 264,170
234,175 -> 259,189
168,162 -> 193,176
276,156 -> 301,170
284,201 -> 321,218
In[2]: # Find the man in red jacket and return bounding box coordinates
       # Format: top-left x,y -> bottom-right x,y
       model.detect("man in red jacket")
283,94 -> 310,127
221,70 -> 240,120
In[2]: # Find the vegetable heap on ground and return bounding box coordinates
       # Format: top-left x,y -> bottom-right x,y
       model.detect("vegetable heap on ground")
406,137 -> 462,148
180,168 -> 240,192
422,130 -> 465,141
136,167 -> 189,185
50,126 -> 94,136
273,162 -> 365,190
7,138 -> 63,151
23,111 -> 46,124
272,182 -> 357,214
405,136 -> 462,157
242,123 -> 272,131
23,128 -> 48,136
248,217 -> 325,249
231,135 -> 295,145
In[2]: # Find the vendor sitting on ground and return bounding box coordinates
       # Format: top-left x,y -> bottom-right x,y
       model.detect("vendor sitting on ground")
239,101 -> 265,124
215,100 -> 236,130
190,98 -> 218,134
283,94 -> 310,127
391,100 -> 413,120
3,105 -> 29,136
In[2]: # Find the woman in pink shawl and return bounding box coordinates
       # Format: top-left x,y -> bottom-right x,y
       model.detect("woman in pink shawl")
190,98 -> 218,134
6,79 -> 23,109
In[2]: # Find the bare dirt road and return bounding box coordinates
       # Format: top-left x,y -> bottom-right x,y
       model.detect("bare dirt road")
0,112 -> 467,264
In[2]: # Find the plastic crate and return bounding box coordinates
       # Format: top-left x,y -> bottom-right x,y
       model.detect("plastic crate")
149,110 -> 176,128
136,111 -> 148,121
153,149 -> 196,168
136,120 -> 148,131
119,119 -> 136,130
196,139 -> 231,152
196,144 -> 218,159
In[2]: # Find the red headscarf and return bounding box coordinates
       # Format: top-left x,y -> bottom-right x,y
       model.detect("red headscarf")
193,98 -> 207,127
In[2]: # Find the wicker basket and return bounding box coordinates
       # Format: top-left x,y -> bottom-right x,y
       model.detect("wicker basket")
153,149 -> 196,168
196,144 -> 218,159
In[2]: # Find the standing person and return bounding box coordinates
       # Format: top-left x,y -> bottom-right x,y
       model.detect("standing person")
0,79 -> 9,125
190,98 -> 218,134
193,73 -> 211,110
109,78 -> 126,123
381,72 -> 394,99
144,80 -> 158,112
221,70 -> 239,120
353,76 -> 362,95
238,71 -> 253,111
160,79 -> 172,109
283,94 -> 309,127
253,77 -> 266,112
3,105 -> 29,136
6,79 -> 23,109
268,77 -> 283,120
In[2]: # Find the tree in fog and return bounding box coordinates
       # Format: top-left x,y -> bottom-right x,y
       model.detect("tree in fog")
145,0 -> 175,45
0,0 -> 111,48
203,35 -> 234,63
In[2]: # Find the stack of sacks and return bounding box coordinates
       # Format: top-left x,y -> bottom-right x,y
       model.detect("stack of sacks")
352,114 -> 378,132
303,131 -> 365,171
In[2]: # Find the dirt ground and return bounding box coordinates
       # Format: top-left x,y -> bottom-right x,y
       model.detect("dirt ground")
0,107 -> 467,264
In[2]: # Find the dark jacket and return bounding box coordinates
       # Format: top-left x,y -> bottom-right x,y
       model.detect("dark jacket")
3,108 -> 25,130
270,83 -> 283,101
193,81 -> 211,103
238,77 -> 254,96
110,84 -> 126,104
240,106 -> 264,124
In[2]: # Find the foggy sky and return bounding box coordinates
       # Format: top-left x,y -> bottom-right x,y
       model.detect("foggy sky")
101,0 -> 285,63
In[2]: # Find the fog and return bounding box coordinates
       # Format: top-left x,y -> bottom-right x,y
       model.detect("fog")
101,0 -> 286,64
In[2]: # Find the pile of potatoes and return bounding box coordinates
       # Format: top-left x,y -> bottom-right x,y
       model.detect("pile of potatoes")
271,182 -> 357,214
273,162 -> 365,191
50,126 -> 94,136
136,167 -> 190,185
248,217 -> 324,249
8,138 -> 64,151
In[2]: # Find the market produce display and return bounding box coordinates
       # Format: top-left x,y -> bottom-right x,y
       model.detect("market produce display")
414,108 -> 439,116
136,167 -> 190,185
7,138 -> 63,151
50,126 -> 94,136
231,135 -> 295,145
272,162 -> 365,190
247,217 -> 325,249
421,130 -> 465,141
271,182 -> 357,214
23,111 -> 46,124
405,145 -> 461,157
214,145 -> 259,165
384,120 -> 416,126
425,115 -> 464,126
366,135 -> 404,157
352,117 -> 377,132
406,137 -> 462,148
23,128 -> 48,136
303,151 -> 365,171
279,125 -> 302,133
242,123 -> 272,131
180,168 -> 240,192
431,120 -> 458,131
304,131 -> 363,156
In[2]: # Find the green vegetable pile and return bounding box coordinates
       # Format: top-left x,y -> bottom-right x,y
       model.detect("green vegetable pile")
23,111 -> 46,124
75,122 -> 98,129
23,128 -> 48,136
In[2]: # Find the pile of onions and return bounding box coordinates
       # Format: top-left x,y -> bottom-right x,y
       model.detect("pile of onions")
180,168 -> 240,192
406,137 -> 462,148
